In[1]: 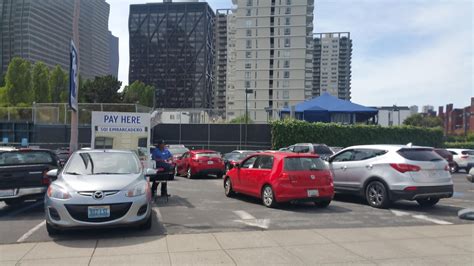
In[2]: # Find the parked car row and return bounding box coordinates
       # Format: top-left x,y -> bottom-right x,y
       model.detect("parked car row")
223,144 -> 459,210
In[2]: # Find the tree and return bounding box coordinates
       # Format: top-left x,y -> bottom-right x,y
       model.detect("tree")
122,80 -> 154,107
81,75 -> 122,103
4,57 -> 32,105
32,62 -> 50,103
403,113 -> 443,128
49,65 -> 68,103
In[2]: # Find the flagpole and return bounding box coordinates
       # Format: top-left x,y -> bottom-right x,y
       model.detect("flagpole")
69,0 -> 80,153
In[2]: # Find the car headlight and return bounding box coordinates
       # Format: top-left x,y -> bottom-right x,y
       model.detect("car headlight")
126,182 -> 149,197
47,185 -> 71,199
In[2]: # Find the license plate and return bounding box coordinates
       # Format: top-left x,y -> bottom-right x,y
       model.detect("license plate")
0,189 -> 15,197
307,189 -> 319,197
88,206 -> 110,218
208,161 -> 214,165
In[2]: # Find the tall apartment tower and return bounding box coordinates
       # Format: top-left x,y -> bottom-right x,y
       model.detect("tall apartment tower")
213,9 -> 232,117
226,0 -> 315,122
0,0 -> 117,80
129,1 -> 215,109
313,32 -> 352,100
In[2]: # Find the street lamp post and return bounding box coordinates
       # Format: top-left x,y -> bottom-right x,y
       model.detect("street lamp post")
244,88 -> 253,148
393,105 -> 400,126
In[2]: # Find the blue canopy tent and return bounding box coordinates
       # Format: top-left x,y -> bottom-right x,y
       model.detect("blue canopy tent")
280,93 -> 378,124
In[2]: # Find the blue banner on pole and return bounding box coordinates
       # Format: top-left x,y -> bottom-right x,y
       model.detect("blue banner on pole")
69,40 -> 79,112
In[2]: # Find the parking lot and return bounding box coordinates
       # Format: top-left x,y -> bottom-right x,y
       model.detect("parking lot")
0,172 -> 472,245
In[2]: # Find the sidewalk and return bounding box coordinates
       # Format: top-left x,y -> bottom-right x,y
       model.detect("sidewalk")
1,224 -> 472,265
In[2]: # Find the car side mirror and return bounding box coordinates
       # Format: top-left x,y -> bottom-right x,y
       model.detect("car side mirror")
235,163 -> 241,168
47,169 -> 58,178
145,168 -> 157,177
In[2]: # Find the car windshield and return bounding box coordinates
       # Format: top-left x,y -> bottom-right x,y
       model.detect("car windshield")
461,150 -> 474,156
169,147 -> 189,155
0,151 -> 54,166
64,152 -> 141,175
398,148 -> 443,161
228,152 -> 252,161
284,157 -> 328,171
314,145 -> 333,155
195,153 -> 220,158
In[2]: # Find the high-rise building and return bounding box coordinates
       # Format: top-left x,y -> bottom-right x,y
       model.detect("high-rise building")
0,0 -> 117,81
313,32 -> 352,100
226,0 -> 315,122
108,31 -> 119,77
213,9 -> 232,117
129,1 -> 215,109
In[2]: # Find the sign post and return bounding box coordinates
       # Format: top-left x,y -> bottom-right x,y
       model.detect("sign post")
69,40 -> 79,152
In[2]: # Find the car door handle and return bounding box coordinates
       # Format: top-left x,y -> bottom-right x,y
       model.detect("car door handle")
366,165 -> 373,169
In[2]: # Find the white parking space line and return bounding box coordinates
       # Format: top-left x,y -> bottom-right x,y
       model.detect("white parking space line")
233,210 -> 256,220
412,215 -> 453,225
153,207 -> 163,221
390,209 -> 453,225
17,220 -> 45,243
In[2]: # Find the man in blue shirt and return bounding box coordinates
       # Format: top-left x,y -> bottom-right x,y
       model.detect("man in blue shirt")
151,140 -> 172,197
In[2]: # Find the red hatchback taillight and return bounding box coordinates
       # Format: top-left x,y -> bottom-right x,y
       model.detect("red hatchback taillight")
390,163 -> 421,173
279,172 -> 296,182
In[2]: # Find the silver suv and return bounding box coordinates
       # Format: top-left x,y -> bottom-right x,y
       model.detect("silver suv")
328,145 -> 453,208
288,143 -> 334,160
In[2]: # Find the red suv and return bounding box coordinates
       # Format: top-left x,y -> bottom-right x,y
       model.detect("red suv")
175,150 -> 225,179
224,152 -> 334,208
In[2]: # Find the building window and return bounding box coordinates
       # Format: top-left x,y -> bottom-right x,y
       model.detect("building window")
284,71 -> 290,78
283,80 -> 289,87
286,0 -> 292,4
285,7 -> 291,14
283,90 -> 289,99
245,81 -> 251,88
246,9 -> 251,16
95,137 -> 113,149
283,60 -> 290,68
246,29 -> 252,36
246,0 -> 253,6
284,28 -> 291,35
245,71 -> 251,79
246,20 -> 252,27
284,38 -> 291,47
246,51 -> 252,58
333,45 -> 338,48
246,39 -> 252,48
245,62 -> 251,69
285,17 -> 291,25
283,50 -> 290,57
283,101 -> 289,108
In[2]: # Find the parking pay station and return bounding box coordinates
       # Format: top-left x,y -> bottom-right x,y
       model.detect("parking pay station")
91,111 -> 151,167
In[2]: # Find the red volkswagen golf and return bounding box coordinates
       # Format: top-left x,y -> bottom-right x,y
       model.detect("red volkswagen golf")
175,150 -> 225,179
224,152 -> 334,208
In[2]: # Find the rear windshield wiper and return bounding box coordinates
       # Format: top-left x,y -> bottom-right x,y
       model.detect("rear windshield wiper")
93,172 -> 122,175
64,172 -> 81,175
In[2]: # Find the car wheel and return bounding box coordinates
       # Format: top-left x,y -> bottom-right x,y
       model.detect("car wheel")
46,222 -> 60,236
451,163 -> 459,173
4,199 -> 24,206
314,200 -> 331,208
186,167 -> 193,179
262,185 -> 278,208
139,214 -> 152,230
365,181 -> 390,209
224,177 -> 235,197
416,198 -> 440,207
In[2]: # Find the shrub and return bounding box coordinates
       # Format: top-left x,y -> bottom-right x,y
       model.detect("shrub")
444,142 -> 474,149
270,120 -> 444,149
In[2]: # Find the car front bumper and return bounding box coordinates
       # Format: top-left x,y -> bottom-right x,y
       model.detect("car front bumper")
45,193 -> 151,230
390,185 -> 454,201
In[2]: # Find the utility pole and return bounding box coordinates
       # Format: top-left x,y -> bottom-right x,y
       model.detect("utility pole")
69,0 -> 80,153
244,89 -> 253,148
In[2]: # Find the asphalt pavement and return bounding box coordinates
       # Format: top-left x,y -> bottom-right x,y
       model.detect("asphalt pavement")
0,173 -> 472,245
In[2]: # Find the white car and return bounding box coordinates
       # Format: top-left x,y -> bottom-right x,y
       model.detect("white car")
447,149 -> 474,173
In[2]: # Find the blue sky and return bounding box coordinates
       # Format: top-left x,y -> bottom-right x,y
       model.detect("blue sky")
107,0 -> 473,108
